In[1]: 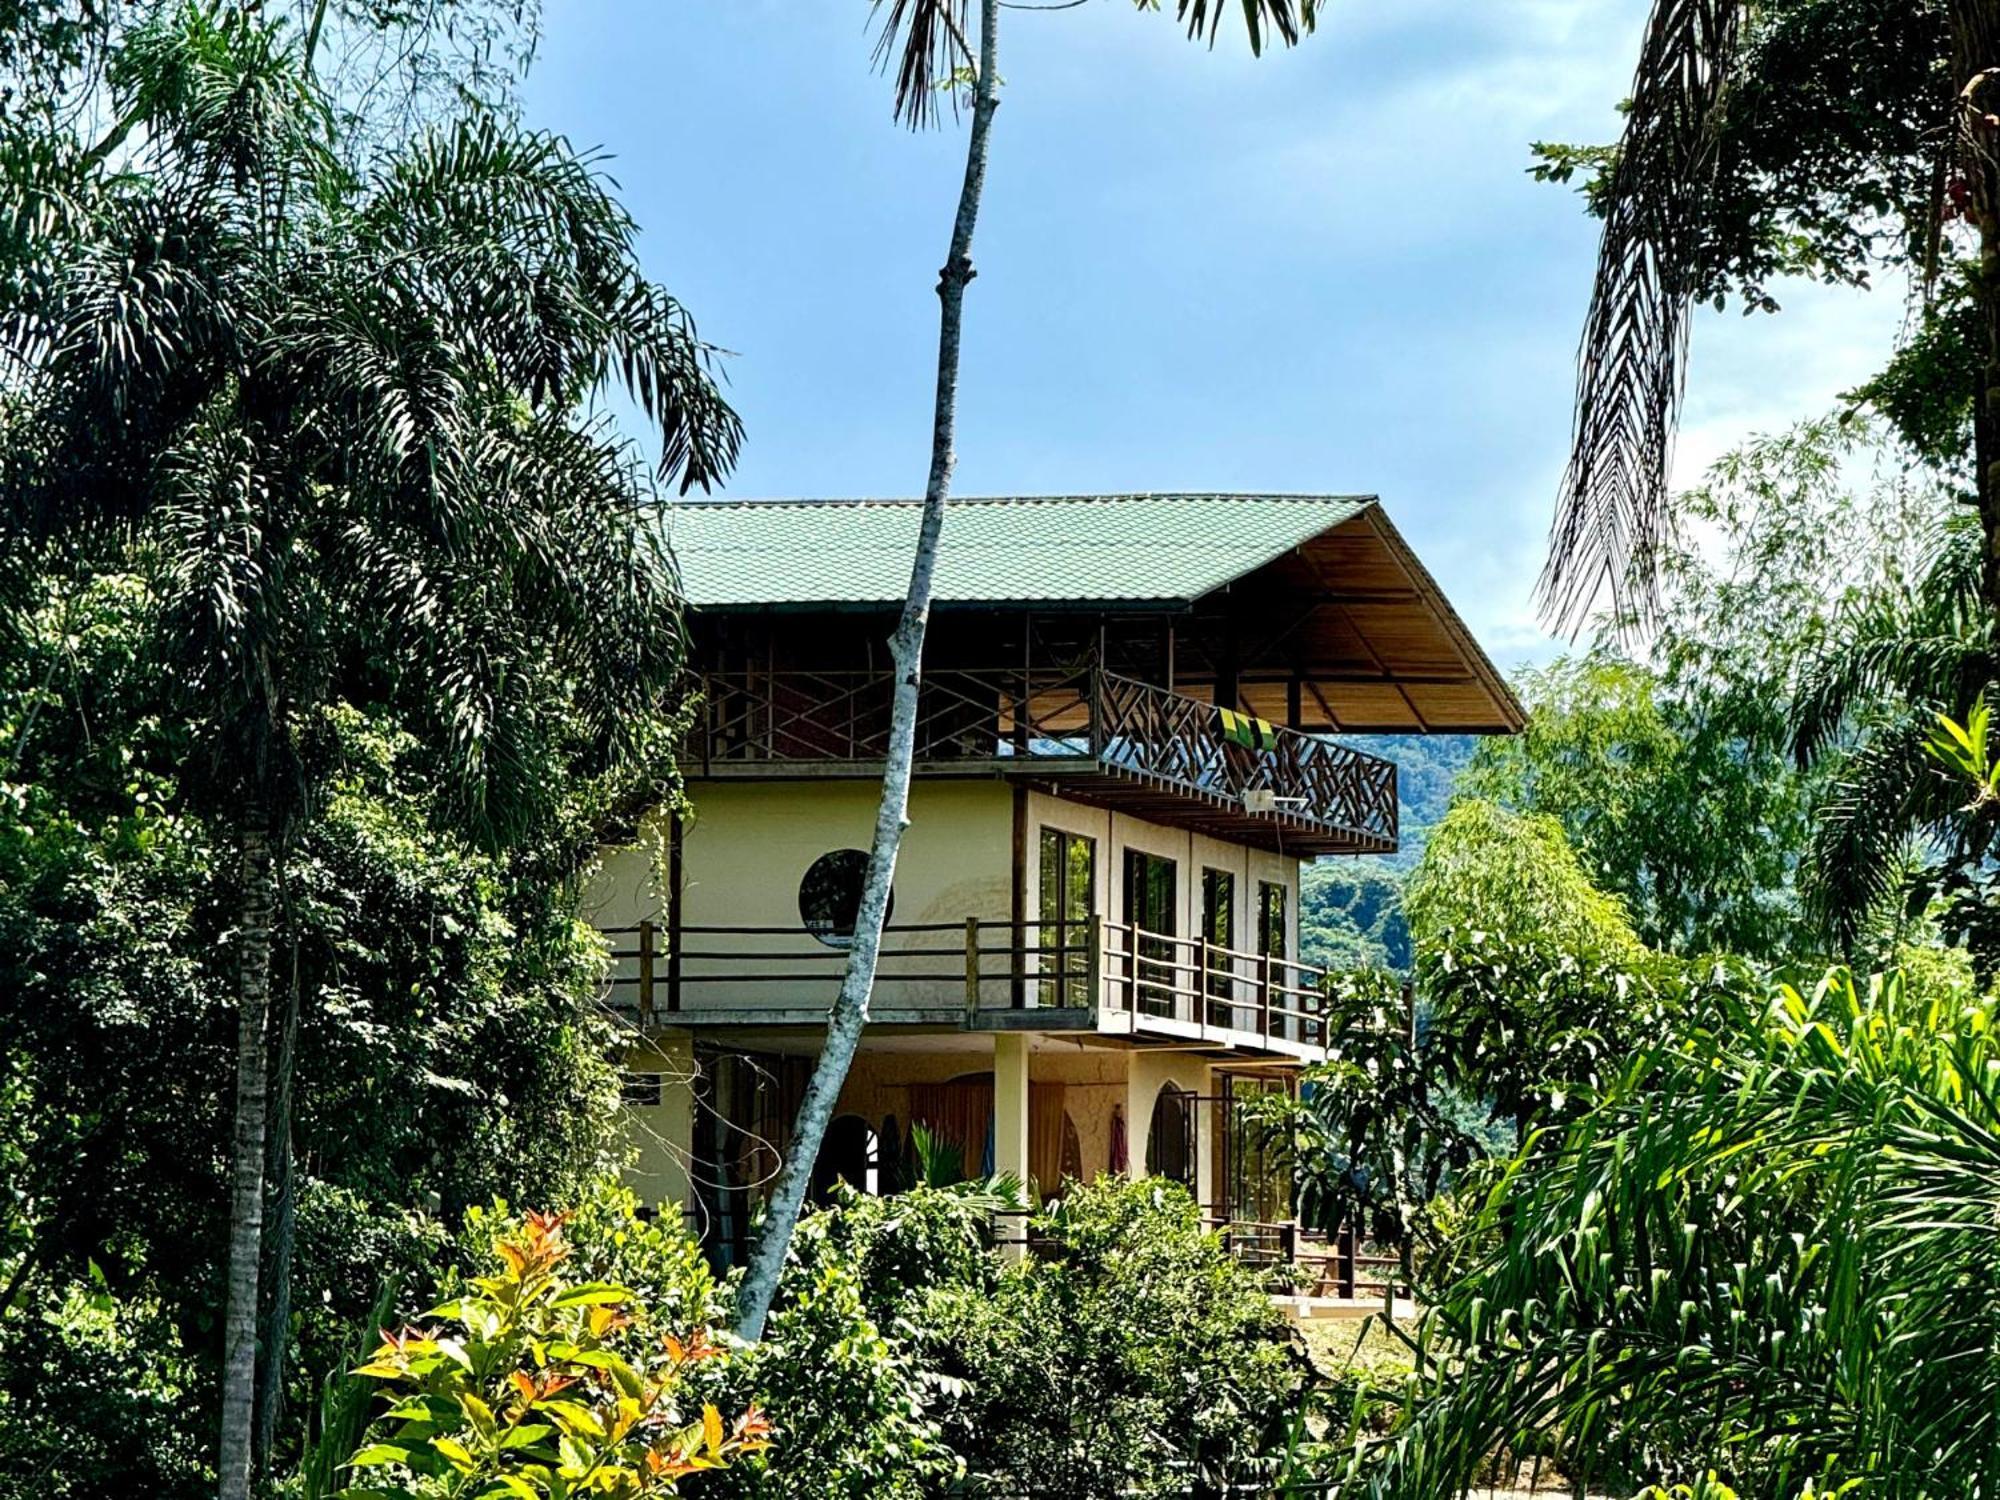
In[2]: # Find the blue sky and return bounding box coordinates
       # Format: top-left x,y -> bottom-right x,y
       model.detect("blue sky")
522,1 -> 1903,668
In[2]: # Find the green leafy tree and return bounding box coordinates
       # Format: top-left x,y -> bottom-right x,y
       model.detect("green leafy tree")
1250,970 -> 1484,1268
0,7 -> 737,1492
1404,800 -> 1666,1138
1472,419 -> 1960,965
1462,653 -> 1809,959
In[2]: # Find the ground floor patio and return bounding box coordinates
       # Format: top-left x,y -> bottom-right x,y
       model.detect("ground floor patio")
616,1024 -> 1397,1302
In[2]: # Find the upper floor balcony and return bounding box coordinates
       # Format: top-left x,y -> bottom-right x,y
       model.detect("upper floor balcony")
687,661 -> 1397,857
603,911 -> 1345,1063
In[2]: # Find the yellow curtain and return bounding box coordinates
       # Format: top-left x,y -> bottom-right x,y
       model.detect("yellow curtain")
908,1077 -> 992,1180
1029,1082 -> 1067,1193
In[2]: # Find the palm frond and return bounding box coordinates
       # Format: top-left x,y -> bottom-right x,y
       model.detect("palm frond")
870,0 -> 973,130
1802,714 -> 1952,956
870,0 -> 1323,130
353,113 -> 740,490
113,2 -> 335,210
1159,0 -> 1320,55
1539,0 -> 1747,633
1791,515 -> 1990,765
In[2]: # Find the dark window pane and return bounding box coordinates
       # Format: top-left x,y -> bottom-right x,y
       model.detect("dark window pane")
800,849 -> 892,947
1125,851 -> 1178,1016
1040,829 -> 1096,1006
620,1071 -> 663,1108
1202,869 -> 1235,1023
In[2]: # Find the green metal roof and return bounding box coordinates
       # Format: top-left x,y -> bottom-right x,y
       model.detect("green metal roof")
666,493 -> 1377,609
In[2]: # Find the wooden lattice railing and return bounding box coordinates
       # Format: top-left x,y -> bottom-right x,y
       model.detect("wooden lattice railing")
689,662 -> 1396,849
1093,672 -> 1396,846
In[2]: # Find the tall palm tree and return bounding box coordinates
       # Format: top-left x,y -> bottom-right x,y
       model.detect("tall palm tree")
729,0 -> 1327,1343
1541,0 -> 2000,631
0,8 -> 738,1496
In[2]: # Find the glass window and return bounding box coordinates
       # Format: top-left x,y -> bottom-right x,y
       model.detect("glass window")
1038,828 -> 1096,1006
1202,869 -> 1235,1023
799,849 -> 892,947
1145,1083 -> 1196,1188
1221,1072 -> 1292,1224
1124,850 -> 1178,1016
1258,880 -> 1287,960
1258,881 -> 1289,1035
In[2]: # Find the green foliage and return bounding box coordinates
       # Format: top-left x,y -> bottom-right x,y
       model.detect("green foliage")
1462,651 -> 1808,959
1334,964 -> 2000,1498
0,3 -> 727,1488
703,1181 -> 1004,1498
1254,970 -> 1484,1255
1454,419 -> 1964,975
920,1176 -> 1307,1498
724,1258 -> 958,1499
1405,799 -> 1667,1134
339,1207 -> 769,1497
0,1276 -> 206,1500
1784,479 -> 1992,962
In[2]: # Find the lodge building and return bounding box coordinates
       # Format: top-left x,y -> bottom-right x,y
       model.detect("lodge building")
586,493 -> 1520,1282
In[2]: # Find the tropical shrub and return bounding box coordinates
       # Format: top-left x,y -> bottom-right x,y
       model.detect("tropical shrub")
1338,964 -> 2000,1498
336,1206 -> 768,1497
0,1275 -> 205,1500
1405,799 -> 1687,1137
701,1182 -> 1000,1498
1252,968 -> 1487,1262
919,1176 -> 1307,1498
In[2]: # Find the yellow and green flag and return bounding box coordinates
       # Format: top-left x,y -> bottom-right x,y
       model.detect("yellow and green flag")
1217,707 -> 1278,752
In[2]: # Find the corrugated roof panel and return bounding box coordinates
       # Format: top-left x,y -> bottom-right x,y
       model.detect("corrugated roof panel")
666,493 -> 1376,608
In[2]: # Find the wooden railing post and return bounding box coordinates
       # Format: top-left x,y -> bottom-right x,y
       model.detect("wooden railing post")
638,919 -> 655,1025
1338,1220 -> 1357,1300
1258,952 -> 1271,1038
1085,913 -> 1102,1011
965,917 -> 981,1016
1197,934 -> 1209,1035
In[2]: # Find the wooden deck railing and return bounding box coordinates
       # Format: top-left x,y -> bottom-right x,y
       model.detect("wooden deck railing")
995,1208 -> 1402,1300
599,915 -> 1338,1053
1099,922 -> 1331,1046
687,662 -> 1396,850
691,661 -> 1096,768
1094,672 -> 1397,847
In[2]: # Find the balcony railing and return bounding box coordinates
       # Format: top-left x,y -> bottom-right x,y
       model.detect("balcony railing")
992,1210 -> 1403,1302
689,663 -> 1396,851
601,916 -> 1338,1055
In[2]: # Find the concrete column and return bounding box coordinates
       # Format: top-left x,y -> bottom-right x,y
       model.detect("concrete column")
625,1030 -> 696,1214
993,1033 -> 1031,1257
993,1033 -> 1031,1185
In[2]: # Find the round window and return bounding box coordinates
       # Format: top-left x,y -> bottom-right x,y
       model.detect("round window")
798,849 -> 891,947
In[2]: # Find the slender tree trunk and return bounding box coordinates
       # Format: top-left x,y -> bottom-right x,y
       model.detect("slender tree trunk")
218,822 -> 277,1500
733,0 -> 1003,1342
252,935 -> 302,1478
1953,3 -> 2000,618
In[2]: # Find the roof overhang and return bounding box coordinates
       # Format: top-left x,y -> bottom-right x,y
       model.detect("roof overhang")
671,493 -> 1523,734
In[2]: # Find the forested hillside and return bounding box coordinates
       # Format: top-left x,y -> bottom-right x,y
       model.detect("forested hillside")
1300,734 -> 1479,970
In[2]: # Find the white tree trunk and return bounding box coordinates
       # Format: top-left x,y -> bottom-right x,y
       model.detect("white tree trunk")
217,825 -> 276,1500
733,0 -> 1002,1342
